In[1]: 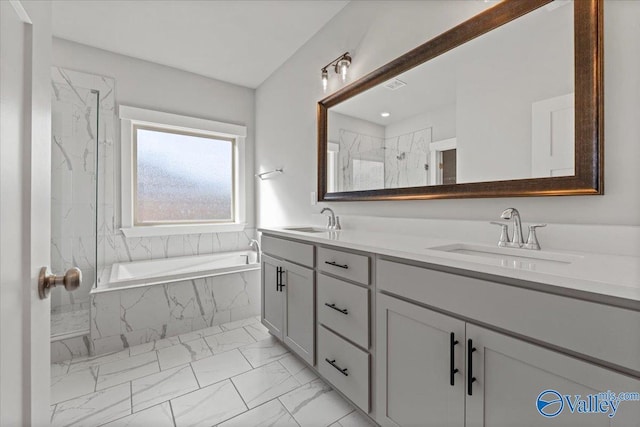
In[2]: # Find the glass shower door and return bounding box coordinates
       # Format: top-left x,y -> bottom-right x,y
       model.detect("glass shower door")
50,72 -> 99,340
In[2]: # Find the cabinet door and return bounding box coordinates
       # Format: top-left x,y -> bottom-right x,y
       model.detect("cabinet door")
282,260 -> 315,365
377,294 -> 465,427
261,255 -> 283,339
466,324 -> 640,427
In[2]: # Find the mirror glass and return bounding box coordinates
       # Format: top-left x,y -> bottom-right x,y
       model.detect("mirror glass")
326,1 -> 574,193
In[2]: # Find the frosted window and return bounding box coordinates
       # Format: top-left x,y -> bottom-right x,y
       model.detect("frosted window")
135,127 -> 234,224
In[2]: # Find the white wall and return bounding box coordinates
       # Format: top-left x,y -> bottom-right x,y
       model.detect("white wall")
52,38 -> 257,267
255,0 -> 640,227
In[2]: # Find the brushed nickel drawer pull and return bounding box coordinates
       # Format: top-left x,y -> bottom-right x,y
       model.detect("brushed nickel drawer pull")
325,261 -> 349,269
325,358 -> 349,376
324,303 -> 348,315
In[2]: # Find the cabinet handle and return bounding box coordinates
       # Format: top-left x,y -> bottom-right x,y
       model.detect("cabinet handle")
325,261 -> 349,269
278,267 -> 285,292
324,303 -> 348,315
450,332 -> 459,386
275,267 -> 281,291
325,358 -> 349,376
467,339 -> 477,396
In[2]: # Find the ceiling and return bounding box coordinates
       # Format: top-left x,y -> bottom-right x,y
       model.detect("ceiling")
51,1 -> 349,89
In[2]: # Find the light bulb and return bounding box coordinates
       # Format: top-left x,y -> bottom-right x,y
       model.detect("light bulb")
341,63 -> 348,81
321,69 -> 328,92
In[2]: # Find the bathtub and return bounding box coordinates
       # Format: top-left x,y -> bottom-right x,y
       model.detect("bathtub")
96,250 -> 260,291
90,250 -> 262,355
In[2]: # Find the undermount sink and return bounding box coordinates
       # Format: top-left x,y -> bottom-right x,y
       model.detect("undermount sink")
283,226 -> 328,233
429,243 -> 583,267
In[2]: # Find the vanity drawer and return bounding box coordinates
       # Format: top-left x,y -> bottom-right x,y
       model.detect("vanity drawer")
317,274 -> 369,349
317,325 -> 370,412
317,247 -> 370,285
262,235 -> 314,268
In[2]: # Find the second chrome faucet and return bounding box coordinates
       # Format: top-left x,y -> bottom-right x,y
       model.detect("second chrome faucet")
321,207 -> 341,230
491,208 -> 546,250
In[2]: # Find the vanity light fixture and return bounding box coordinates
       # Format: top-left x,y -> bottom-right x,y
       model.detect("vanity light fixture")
321,52 -> 352,92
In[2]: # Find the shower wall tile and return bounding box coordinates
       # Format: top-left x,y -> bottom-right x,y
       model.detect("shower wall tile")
91,291 -> 120,339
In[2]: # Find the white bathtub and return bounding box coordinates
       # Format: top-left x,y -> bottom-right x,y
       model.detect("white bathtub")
96,250 -> 260,292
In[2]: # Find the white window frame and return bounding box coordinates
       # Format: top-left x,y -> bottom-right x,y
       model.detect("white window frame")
119,105 -> 247,237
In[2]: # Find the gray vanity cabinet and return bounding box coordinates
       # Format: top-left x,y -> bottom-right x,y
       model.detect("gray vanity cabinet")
377,292 -> 640,427
465,324 -> 640,427
376,293 -> 465,427
261,254 -> 284,339
261,237 -> 315,365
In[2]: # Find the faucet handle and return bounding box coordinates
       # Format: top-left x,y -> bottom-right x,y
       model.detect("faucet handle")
334,216 -> 341,230
524,224 -> 546,250
490,221 -> 510,247
326,215 -> 334,229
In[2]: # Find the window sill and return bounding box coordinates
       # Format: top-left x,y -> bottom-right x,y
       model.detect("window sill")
120,223 -> 246,238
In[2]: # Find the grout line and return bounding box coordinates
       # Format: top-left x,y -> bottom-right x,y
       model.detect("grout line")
229,377 -> 250,411
169,401 -> 177,427
189,362 -> 202,389
277,396 -> 301,427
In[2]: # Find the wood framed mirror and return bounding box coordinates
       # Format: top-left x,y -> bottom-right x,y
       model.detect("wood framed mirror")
317,0 -> 602,201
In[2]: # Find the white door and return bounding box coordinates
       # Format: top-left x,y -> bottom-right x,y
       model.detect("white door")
531,93 -> 575,177
465,324 -> 640,427
0,1 -> 52,425
376,294 -> 466,427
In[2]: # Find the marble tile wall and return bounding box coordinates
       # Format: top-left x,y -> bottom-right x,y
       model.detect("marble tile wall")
51,67 -> 259,354
338,127 -> 432,191
90,269 -> 260,356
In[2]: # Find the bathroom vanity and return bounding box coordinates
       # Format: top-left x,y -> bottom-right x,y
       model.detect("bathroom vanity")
259,227 -> 640,426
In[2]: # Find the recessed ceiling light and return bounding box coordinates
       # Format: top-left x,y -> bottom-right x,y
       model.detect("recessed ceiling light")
380,112 -> 390,118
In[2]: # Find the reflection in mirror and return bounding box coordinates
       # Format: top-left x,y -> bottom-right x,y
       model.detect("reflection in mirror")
327,1 -> 574,193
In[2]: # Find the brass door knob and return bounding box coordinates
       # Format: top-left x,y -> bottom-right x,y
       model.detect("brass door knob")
38,267 -> 82,299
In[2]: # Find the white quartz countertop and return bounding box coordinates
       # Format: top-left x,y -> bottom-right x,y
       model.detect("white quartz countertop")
258,227 -> 640,309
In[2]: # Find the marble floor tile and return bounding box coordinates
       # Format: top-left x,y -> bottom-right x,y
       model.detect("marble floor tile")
204,327 -> 255,354
232,361 -> 300,408
67,349 -> 130,374
51,360 -> 71,378
157,338 -> 212,370
102,402 -> 174,427
221,316 -> 259,331
178,325 -> 222,343
279,379 -> 353,427
244,322 -> 271,341
96,351 -> 159,390
190,348 -> 252,387
129,336 -> 180,357
171,379 -> 247,427
218,399 -> 298,427
239,335 -> 289,368
131,364 -> 199,412
50,383 -> 131,427
279,353 -> 318,385
51,366 -> 98,404
329,410 -> 376,427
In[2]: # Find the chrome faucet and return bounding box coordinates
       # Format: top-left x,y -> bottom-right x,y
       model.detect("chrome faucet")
501,208 -> 524,247
492,208 -> 547,250
249,239 -> 260,263
320,207 -> 341,230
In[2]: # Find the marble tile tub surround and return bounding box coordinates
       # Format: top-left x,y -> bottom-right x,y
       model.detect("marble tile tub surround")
49,316 -> 376,427
89,269 -> 261,356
